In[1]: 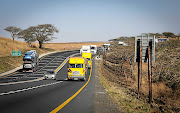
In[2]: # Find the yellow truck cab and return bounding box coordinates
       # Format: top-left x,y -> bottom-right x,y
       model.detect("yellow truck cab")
82,52 -> 92,69
68,57 -> 88,81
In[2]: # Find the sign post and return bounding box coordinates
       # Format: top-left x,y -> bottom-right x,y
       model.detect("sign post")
148,40 -> 153,104
135,34 -> 155,103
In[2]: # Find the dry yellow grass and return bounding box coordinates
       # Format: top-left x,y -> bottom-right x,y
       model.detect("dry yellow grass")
43,42 -> 105,51
98,60 -> 154,113
0,37 -> 30,57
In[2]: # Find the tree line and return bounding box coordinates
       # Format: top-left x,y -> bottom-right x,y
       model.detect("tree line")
4,24 -> 59,48
109,32 -> 180,42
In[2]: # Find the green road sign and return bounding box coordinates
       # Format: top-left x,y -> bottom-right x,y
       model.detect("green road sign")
12,51 -> 21,56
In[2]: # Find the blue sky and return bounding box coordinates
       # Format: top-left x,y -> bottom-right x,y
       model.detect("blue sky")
0,0 -> 180,42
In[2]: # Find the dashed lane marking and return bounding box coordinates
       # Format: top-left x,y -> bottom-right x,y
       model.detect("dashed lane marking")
0,72 -> 18,78
0,81 -> 63,96
0,77 -> 44,86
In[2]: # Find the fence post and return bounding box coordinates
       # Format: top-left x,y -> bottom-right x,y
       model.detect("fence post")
137,40 -> 142,98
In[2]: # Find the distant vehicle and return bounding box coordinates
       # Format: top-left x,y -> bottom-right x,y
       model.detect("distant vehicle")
82,52 -> 92,69
23,50 -> 37,61
118,41 -> 128,46
90,45 -> 97,54
68,57 -> 88,81
44,70 -> 57,80
23,50 -> 39,72
103,43 -> 111,51
80,46 -> 90,54
155,38 -> 169,43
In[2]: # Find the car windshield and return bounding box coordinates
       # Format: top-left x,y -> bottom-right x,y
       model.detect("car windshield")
91,47 -> 95,49
69,64 -> 83,68
47,71 -> 54,74
76,64 -> 83,68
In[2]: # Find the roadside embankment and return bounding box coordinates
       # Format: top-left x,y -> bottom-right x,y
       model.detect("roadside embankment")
0,37 -> 55,74
98,39 -> 180,112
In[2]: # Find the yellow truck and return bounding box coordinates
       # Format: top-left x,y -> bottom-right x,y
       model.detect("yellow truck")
82,52 -> 92,69
68,57 -> 88,81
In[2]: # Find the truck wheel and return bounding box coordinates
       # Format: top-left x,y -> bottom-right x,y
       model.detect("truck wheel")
82,77 -> 86,81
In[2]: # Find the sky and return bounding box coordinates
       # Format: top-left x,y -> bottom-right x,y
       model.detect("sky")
0,0 -> 180,42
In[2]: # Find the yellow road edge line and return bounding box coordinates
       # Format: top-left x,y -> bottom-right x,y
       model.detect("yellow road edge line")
0,72 -> 18,78
50,55 -> 97,113
55,58 -> 69,73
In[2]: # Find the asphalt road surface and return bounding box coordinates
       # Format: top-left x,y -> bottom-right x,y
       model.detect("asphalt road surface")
0,50 -> 120,113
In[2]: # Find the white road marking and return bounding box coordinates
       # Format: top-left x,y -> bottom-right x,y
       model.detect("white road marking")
0,81 -> 63,96
39,62 -> 47,64
24,77 -> 41,78
45,56 -> 55,58
52,61 -> 63,63
0,77 -> 44,86
46,66 -> 58,68
43,58 -> 53,60
50,63 -> 60,65
40,60 -> 50,62
56,56 -> 66,58
15,74 -> 26,75
33,73 -> 44,75
4,77 -> 19,79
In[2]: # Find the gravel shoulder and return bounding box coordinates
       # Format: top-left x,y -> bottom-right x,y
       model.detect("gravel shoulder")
94,57 -> 120,113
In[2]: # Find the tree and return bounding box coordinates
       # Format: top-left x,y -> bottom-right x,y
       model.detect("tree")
18,24 -> 59,48
162,32 -> 175,38
4,26 -> 21,41
31,24 -> 59,48
149,33 -> 162,38
18,27 -> 36,45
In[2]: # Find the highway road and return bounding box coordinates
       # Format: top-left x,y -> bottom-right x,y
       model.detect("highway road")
0,50 -> 119,113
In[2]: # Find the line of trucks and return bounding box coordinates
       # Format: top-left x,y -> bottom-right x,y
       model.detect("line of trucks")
22,45 -> 102,81
67,45 -> 97,81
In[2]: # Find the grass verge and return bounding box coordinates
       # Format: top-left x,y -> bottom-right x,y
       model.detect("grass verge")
98,60 -> 157,113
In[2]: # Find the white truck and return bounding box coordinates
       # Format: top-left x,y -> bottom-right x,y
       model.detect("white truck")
103,43 -> 111,51
118,41 -> 128,46
90,45 -> 97,54
80,46 -> 90,54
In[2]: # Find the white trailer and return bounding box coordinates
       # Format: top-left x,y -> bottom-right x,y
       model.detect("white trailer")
90,45 -> 97,54
80,46 -> 91,54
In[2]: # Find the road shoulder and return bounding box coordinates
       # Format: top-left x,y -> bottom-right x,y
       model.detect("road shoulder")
94,57 -> 120,113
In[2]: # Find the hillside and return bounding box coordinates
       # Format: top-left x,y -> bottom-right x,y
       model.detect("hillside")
0,37 -> 54,73
99,39 -> 180,112
0,37 -> 31,57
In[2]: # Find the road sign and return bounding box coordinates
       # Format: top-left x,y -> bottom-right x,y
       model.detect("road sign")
12,51 -> 21,56
134,34 -> 155,63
